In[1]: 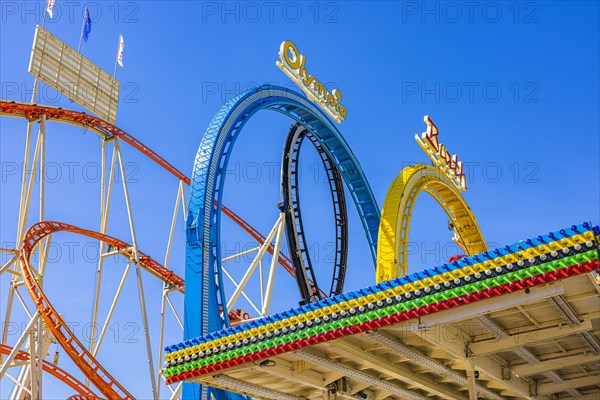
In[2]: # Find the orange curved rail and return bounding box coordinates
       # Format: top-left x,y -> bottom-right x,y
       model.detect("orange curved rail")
0,344 -> 101,398
1,100 -> 299,280
1,99 -> 320,295
19,221 -> 185,399
2,100 -> 323,397
0,100 -> 189,184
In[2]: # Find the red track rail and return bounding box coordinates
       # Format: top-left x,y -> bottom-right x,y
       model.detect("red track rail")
0,344 -> 100,398
1,99 -> 321,295
1,99 -> 323,397
19,221 -> 185,399
1,100 -> 301,281
0,100 -> 189,184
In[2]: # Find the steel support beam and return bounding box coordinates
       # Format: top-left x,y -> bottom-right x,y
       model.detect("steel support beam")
293,349 -> 430,400
365,331 -> 504,400
211,375 -> 306,400
512,353 -> 600,377
400,325 -> 534,398
330,339 -> 467,400
538,376 -> 600,396
250,363 -> 326,391
468,321 -> 593,357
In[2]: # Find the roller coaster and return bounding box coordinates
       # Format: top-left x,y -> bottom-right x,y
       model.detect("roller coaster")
1,45 -> 599,400
0,97 -> 324,399
281,123 -> 348,303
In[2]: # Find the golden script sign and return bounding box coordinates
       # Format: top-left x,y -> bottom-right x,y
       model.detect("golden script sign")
415,116 -> 467,191
277,40 -> 347,124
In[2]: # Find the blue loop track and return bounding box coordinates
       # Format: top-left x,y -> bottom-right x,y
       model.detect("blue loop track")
184,84 -> 380,399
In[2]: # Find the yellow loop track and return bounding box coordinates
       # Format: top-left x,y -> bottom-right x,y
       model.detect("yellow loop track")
377,164 -> 486,282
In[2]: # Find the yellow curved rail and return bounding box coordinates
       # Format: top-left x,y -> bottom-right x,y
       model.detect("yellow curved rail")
377,164 -> 486,282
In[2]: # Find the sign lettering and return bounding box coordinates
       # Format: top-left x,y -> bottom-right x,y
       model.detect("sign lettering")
415,116 -> 467,191
277,40 -> 347,124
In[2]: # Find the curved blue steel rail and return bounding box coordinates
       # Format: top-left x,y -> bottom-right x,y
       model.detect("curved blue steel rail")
184,85 -> 380,399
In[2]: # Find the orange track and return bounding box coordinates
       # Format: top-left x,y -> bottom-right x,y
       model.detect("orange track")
0,344 -> 100,398
2,99 -> 323,397
19,221 -> 185,399
0,100 -> 189,185
0,100 -> 301,279
1,99 -> 322,296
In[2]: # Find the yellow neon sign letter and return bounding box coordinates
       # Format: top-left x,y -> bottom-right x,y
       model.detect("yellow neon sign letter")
277,40 -> 347,124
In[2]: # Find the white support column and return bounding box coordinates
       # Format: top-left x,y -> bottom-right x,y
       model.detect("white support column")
5,81 -> 43,395
92,262 -> 133,357
115,139 -> 139,258
0,282 -> 16,362
100,137 -> 107,230
156,181 -> 184,400
465,359 -> 478,400
33,115 -> 47,275
13,287 -> 33,319
29,329 -> 38,400
7,130 -> 43,374
16,124 -> 43,245
10,320 -> 52,400
115,139 -> 157,399
10,344 -> 31,400
262,213 -> 285,316
0,254 -> 18,276
180,184 -> 187,218
37,233 -> 52,278
88,141 -> 117,374
221,247 -> 260,263
14,120 -> 35,247
0,313 -> 39,380
221,267 -> 261,316
166,295 -> 183,330
6,114 -> 40,361
227,215 -> 283,310
164,181 -> 184,269
169,382 -> 182,400
259,259 -> 264,308
35,321 -> 45,400
155,182 -> 184,399
4,372 -> 32,396
37,114 -> 47,262
155,284 -> 168,400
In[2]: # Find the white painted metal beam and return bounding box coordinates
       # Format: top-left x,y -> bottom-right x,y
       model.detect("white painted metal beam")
511,353 -> 600,377
538,375 -> 600,396
329,339 -> 468,400
212,375 -> 306,400
0,313 -> 39,379
468,321 -> 593,357
294,349 -> 430,400
396,324 -> 534,398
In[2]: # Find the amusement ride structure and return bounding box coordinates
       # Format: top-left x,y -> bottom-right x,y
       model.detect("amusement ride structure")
1,19 -> 599,400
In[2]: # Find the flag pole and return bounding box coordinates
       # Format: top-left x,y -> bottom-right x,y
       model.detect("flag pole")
113,33 -> 121,78
77,6 -> 88,53
35,0 -> 51,103
41,0 -> 48,28
109,33 -> 121,124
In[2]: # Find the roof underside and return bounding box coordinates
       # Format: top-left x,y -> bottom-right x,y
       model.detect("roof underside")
190,273 -> 600,400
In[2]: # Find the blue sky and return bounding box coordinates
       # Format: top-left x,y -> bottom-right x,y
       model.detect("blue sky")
1,1 -> 599,398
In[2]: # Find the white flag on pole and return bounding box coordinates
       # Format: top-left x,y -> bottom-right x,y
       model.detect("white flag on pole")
117,34 -> 124,67
46,0 -> 56,18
